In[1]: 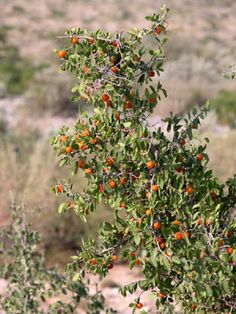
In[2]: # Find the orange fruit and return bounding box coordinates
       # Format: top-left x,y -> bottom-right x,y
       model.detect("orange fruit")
136,303 -> 143,309
120,177 -> 128,185
130,251 -> 136,257
108,262 -> 113,269
157,237 -> 164,244
173,220 -> 180,225
146,208 -> 151,216
146,161 -> 155,169
152,184 -> 159,192
84,129 -> 90,137
111,66 -> 118,73
112,40 -> 118,47
186,186 -> 193,194
78,159 -> 85,168
106,157 -> 115,166
120,202 -> 126,208
159,293 -> 166,299
197,154 -> 204,161
155,26 -> 162,35
153,221 -> 161,230
185,231 -> 190,238
227,247 -> 234,255
66,146 -> 73,154
148,70 -> 155,77
197,218 -> 203,225
115,113 -> 120,121
175,232 -> 184,241
71,37 -> 79,44
88,38 -> 94,44
191,305 -> 197,310
83,66 -> 90,73
109,180 -> 116,188
227,231 -> 233,238
135,258 -> 141,265
90,138 -> 98,145
124,100 -> 133,109
219,239 -> 224,247
112,255 -> 119,261
58,50 -> 67,58
99,184 -> 105,193
85,168 -> 93,175
91,258 -> 97,265
146,191 -> 151,199
57,185 -> 63,193
101,94 -> 110,101
149,97 -> 157,104
176,166 -> 183,173
181,139 -> 186,145
160,242 -> 166,249
60,135 -> 68,142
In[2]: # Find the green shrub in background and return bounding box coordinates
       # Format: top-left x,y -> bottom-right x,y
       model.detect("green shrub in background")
212,90 -> 236,127
0,202 -> 116,314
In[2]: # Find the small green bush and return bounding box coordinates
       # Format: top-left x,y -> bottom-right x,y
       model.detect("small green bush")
212,89 -> 236,126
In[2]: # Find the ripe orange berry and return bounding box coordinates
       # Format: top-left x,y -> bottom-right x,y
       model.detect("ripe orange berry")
191,305 -> 197,310
153,221 -> 161,230
160,242 -> 166,249
157,237 -> 164,244
60,135 -> 68,142
227,247 -> 234,255
112,255 -> 119,261
159,293 -> 166,299
83,66 -> 90,73
149,97 -> 157,104
152,184 -> 159,192
146,161 -> 155,169
148,70 -> 155,77
155,25 -> 162,35
91,258 -> 97,265
181,138 -> 186,145
136,303 -> 143,309
71,37 -> 79,44
58,50 -> 67,58
197,218 -> 203,225
173,220 -> 180,225
185,231 -> 190,238
106,157 -> 115,166
219,239 -> 224,247
197,154 -> 204,161
101,94 -> 110,102
186,186 -> 193,194
109,180 -> 116,189
205,219 -> 210,226
78,159 -> 85,168
137,218 -> 142,226
120,177 -> 128,185
115,113 -> 120,121
108,262 -> 113,269
85,168 -> 93,175
135,258 -> 141,265
130,251 -> 136,257
99,184 -> 105,193
175,232 -> 184,241
90,138 -> 98,145
176,166 -> 183,173
112,40 -> 118,47
84,129 -> 90,137
111,66 -> 118,73
66,146 -> 73,154
88,38 -> 94,44
57,185 -> 63,193
146,191 -> 151,199
120,202 -> 126,208
227,231 -> 233,238
146,208 -> 151,216
124,100 -> 133,109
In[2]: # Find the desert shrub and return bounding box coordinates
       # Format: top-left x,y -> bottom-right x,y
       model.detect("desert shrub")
0,202 -> 116,314
211,89 -> 236,126
0,46 -> 37,95
25,67 -> 81,116
52,7 -> 235,313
